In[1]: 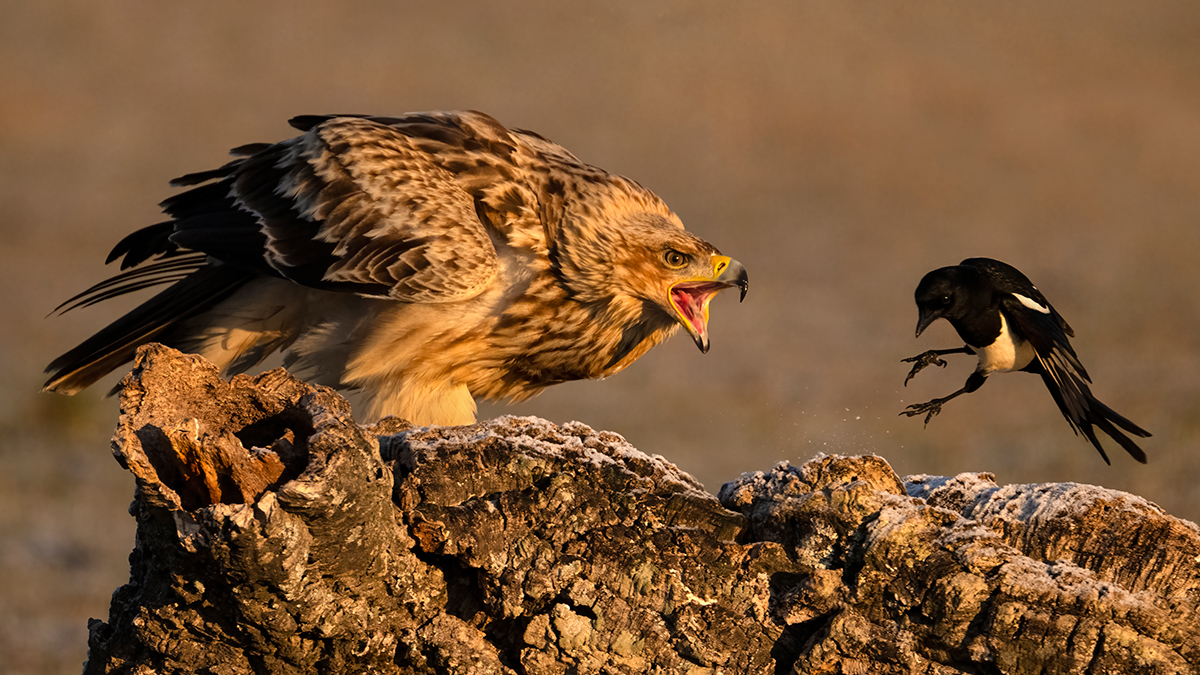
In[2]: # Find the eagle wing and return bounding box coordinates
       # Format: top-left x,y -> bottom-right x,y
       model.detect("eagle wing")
129,112 -> 530,304
47,110 -> 749,426
45,112 -> 536,394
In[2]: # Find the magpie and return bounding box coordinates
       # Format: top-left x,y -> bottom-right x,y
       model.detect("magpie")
898,257 -> 1149,464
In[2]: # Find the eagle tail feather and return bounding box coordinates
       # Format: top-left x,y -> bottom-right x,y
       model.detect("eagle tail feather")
43,266 -> 251,395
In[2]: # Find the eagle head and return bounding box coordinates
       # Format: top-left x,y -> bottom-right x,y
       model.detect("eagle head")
658,241 -> 748,353
561,211 -> 748,355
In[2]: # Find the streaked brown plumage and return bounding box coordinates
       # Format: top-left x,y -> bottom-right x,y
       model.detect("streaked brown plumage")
44,111 -> 748,425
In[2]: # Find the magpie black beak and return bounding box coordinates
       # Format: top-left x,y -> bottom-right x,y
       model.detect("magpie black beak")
915,309 -> 939,338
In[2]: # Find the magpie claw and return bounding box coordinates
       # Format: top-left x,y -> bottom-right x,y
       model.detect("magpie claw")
899,400 -> 943,427
901,351 -> 948,386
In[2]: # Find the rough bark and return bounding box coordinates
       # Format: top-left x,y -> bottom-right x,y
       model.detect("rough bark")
83,345 -> 1200,674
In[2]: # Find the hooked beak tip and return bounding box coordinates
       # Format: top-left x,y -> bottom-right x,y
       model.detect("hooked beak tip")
716,258 -> 748,302
915,313 -> 936,338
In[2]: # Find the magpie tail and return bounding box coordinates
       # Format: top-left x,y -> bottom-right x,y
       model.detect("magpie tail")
43,266 -> 251,395
1080,398 -> 1151,465
1035,362 -> 1150,465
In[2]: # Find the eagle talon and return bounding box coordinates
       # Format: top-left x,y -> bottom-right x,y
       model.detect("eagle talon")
899,400 -> 943,427
901,351 -> 948,386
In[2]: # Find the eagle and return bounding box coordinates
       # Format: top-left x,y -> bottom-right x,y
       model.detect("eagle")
44,111 -> 749,425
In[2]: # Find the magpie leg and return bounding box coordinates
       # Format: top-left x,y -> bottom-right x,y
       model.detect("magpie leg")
899,371 -> 987,426
899,389 -> 967,426
901,345 -> 974,386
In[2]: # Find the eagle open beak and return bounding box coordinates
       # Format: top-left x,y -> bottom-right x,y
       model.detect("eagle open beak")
669,256 -> 749,353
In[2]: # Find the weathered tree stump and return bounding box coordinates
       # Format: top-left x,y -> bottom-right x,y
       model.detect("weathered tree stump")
83,345 -> 1200,674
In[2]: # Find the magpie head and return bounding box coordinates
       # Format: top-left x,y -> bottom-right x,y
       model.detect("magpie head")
912,266 -> 972,337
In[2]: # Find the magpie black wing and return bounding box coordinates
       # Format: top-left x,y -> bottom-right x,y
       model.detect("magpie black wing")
1000,292 -> 1093,418
1000,290 -> 1149,464
962,257 -> 1074,336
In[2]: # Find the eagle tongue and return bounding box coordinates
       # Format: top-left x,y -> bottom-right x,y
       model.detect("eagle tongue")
670,286 -> 704,329
671,283 -> 718,352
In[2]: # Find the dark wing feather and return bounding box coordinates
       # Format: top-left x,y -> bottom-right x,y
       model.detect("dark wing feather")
105,221 -> 181,268
51,220 -> 206,315
52,252 -> 208,314
43,265 -> 252,394
166,113 -> 510,302
1001,295 -> 1149,464
47,111 -> 551,393
964,258 -> 1074,336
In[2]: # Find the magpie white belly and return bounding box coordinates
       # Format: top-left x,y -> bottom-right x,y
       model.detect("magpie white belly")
977,313 -> 1036,375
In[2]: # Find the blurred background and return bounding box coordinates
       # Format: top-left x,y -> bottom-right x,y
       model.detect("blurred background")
3,1 -> 1199,672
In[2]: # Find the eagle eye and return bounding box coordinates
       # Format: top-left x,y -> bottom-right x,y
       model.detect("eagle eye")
663,249 -> 689,269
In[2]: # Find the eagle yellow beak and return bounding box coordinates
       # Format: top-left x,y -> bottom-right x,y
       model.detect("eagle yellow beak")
668,255 -> 749,353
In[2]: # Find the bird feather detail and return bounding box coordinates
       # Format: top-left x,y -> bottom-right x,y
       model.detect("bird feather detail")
44,111 -> 748,425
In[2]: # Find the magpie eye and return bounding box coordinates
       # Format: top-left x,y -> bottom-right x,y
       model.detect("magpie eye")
663,250 -> 689,268
940,295 -> 952,306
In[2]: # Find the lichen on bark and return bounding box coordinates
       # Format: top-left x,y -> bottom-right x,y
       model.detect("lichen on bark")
82,345 -> 1200,674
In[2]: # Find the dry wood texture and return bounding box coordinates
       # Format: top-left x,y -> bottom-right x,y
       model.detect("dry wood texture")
83,345 -> 1199,674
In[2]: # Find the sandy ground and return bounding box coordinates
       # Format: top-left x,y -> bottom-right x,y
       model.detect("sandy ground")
3,2 -> 1199,672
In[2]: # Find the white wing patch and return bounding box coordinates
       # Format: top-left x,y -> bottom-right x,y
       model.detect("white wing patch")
1013,292 -> 1050,314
